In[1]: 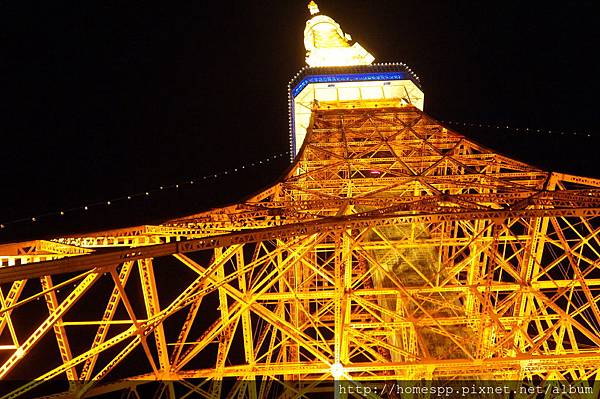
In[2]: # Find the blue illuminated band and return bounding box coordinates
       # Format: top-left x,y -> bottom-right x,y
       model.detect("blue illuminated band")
291,72 -> 409,98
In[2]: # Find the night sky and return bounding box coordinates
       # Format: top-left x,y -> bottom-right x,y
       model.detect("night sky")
1,1 -> 598,243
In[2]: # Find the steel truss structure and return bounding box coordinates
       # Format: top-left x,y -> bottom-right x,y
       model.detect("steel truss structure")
1,105 -> 599,398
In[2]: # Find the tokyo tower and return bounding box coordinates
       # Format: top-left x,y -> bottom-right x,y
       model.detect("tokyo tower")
0,2 -> 599,398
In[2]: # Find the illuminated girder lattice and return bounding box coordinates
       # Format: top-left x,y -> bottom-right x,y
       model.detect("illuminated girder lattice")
0,105 -> 600,398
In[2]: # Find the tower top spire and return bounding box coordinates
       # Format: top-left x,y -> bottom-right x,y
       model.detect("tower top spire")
303,2 -> 374,67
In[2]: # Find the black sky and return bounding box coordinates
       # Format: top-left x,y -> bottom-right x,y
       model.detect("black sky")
1,1 -> 598,242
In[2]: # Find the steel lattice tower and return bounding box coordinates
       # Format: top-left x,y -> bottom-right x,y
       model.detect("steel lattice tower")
0,3 -> 599,398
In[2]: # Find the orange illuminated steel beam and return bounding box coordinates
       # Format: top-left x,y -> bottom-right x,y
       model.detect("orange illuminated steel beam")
1,203 -> 600,283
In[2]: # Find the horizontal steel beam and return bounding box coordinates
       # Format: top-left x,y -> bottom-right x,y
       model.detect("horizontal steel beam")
2,206 -> 600,283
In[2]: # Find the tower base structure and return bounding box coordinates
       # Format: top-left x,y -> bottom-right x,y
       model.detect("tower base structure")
0,100 -> 599,398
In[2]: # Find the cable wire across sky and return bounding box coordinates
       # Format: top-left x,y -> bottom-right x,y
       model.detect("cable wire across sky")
0,151 -> 291,230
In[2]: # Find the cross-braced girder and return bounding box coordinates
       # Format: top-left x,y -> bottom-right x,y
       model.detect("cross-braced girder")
0,106 -> 599,398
